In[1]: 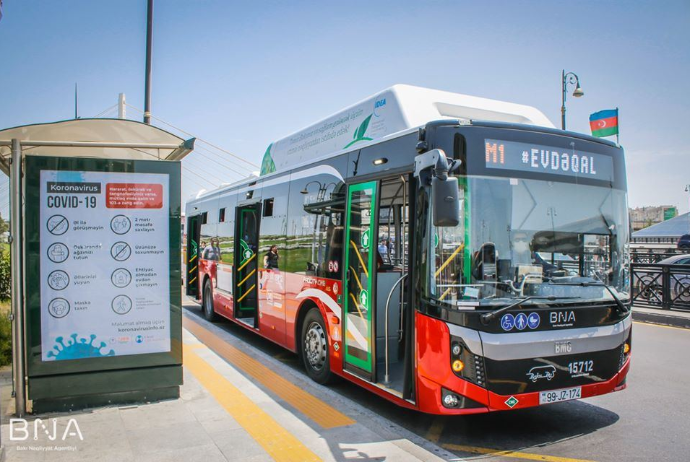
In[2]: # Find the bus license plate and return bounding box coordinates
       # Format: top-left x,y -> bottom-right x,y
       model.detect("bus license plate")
539,386 -> 581,405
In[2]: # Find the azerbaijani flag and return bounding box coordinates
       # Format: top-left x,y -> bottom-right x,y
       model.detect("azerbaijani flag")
589,109 -> 619,138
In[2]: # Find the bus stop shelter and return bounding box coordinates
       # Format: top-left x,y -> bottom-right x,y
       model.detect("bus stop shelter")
0,118 -> 194,416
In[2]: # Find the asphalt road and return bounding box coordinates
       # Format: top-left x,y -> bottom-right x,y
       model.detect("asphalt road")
183,300 -> 690,462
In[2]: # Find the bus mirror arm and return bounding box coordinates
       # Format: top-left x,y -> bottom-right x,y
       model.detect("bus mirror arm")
414,149 -> 446,182
449,158 -> 463,174
414,149 -> 461,227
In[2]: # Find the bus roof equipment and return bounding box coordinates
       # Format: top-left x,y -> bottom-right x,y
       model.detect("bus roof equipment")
259,84 -> 554,176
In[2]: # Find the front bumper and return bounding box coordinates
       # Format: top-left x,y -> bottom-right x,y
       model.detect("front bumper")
486,354 -> 630,411
415,312 -> 632,415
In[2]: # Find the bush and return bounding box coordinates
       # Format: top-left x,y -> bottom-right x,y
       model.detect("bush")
0,248 -> 10,300
0,312 -> 10,366
0,248 -> 11,366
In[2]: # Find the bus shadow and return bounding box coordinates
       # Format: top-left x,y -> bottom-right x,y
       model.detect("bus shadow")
434,400 -> 620,451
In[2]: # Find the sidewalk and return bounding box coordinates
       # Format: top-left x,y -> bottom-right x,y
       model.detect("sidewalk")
1,318 -> 455,462
632,304 -> 690,329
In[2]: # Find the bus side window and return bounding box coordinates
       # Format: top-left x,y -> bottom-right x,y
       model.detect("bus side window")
323,194 -> 344,279
259,183 -> 288,271
218,194 -> 237,265
285,173 -> 345,276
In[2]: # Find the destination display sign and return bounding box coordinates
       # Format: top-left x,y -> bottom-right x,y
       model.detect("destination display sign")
484,139 -> 614,182
39,170 -> 171,361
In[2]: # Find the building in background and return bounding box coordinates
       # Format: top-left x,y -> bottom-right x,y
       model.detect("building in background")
629,205 -> 677,231
631,212 -> 690,250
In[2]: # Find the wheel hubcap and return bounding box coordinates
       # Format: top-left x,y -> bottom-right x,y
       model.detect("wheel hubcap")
304,321 -> 326,371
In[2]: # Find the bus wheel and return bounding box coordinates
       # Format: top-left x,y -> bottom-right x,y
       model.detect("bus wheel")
203,279 -> 219,322
301,307 -> 334,384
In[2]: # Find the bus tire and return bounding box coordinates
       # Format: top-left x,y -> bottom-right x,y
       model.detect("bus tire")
301,307 -> 334,384
203,279 -> 220,322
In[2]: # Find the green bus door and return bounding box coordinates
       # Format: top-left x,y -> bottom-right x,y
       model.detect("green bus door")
186,215 -> 201,297
343,181 -> 378,381
234,204 -> 261,327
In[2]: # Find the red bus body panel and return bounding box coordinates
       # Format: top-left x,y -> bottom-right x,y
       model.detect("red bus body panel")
196,259 -> 630,415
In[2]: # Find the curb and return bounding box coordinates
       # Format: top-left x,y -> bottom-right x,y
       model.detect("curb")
632,309 -> 690,329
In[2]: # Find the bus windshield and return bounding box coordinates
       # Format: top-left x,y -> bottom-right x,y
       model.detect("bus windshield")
428,176 -> 630,307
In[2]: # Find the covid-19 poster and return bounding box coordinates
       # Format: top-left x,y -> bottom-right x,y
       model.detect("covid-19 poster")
39,170 -> 171,361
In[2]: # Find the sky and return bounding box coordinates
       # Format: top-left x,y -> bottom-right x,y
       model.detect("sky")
1,0 -> 689,219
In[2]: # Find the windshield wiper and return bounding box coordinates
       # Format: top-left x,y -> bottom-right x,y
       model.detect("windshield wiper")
548,279 -> 630,314
480,295 -> 580,325
600,283 -> 630,314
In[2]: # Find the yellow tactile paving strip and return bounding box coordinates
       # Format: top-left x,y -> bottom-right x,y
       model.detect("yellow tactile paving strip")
184,316 -> 356,429
184,348 -> 321,462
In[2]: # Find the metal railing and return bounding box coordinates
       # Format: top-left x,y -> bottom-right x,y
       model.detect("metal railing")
630,249 -> 687,264
630,262 -> 690,311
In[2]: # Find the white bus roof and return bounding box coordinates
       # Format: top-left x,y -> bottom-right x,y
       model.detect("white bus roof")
259,84 -> 554,176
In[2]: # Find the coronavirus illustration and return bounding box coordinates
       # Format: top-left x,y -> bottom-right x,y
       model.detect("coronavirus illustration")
47,334 -> 115,360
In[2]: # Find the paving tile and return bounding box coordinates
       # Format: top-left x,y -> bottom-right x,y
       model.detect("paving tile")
1,445 -> 48,462
236,454 -> 275,462
49,448 -> 136,462
211,427 -> 268,461
134,443 -> 228,462
188,403 -> 230,421
120,400 -> 198,431
126,420 -> 215,455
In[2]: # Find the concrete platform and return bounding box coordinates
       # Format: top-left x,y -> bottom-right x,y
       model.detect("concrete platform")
1,324 -> 454,461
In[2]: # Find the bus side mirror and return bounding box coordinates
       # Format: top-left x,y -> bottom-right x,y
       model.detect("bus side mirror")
414,148 -> 461,227
432,176 -> 460,227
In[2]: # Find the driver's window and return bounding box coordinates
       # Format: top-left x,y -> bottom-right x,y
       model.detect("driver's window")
430,198 -> 466,301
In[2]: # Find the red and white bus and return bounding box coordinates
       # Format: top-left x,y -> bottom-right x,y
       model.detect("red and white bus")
185,85 -> 631,414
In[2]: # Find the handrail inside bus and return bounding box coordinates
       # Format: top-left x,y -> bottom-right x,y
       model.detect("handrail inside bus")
435,243 -> 465,278
349,293 -> 365,319
384,274 -> 407,385
237,269 -> 256,287
349,266 -> 364,291
350,240 -> 369,277
237,253 -> 256,272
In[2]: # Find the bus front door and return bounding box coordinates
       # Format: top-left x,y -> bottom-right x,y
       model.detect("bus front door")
186,215 -> 201,297
234,203 -> 261,328
343,181 -> 378,381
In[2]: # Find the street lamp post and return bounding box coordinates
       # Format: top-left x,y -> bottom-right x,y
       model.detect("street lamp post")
561,70 -> 584,130
143,0 -> 154,124
685,185 -> 690,232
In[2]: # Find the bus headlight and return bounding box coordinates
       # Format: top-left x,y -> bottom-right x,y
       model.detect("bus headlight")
450,335 -> 485,387
443,392 -> 459,408
619,330 -> 632,371
441,387 -> 485,410
451,343 -> 462,356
